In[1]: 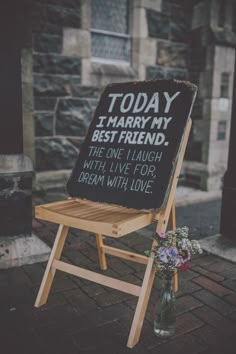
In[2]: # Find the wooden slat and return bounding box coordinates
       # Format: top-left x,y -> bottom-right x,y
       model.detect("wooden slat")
53,260 -> 141,296
44,199 -> 78,211
113,213 -> 154,236
35,224 -> 69,307
36,205 -> 117,236
96,233 -> 107,270
103,245 -> 148,264
35,205 -> 154,237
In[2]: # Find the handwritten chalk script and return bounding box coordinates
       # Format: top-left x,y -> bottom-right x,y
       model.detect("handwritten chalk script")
67,80 -> 197,210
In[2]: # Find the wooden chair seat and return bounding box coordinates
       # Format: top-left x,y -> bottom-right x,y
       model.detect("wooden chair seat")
35,198 -> 155,237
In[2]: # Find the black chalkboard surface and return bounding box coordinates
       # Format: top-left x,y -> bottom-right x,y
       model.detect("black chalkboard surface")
67,80 -> 197,210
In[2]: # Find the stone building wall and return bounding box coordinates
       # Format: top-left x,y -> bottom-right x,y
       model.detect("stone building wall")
29,0 -> 236,191
32,0 -> 192,174
32,0 -> 99,172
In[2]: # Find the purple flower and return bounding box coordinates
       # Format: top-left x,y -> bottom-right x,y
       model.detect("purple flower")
158,246 -> 179,265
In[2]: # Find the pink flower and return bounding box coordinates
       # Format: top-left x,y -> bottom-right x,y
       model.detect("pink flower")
179,262 -> 189,271
156,231 -> 166,239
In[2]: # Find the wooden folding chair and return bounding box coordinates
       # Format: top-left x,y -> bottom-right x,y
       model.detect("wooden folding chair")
34,118 -> 192,348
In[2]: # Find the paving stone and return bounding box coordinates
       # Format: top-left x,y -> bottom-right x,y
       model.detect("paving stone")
149,333 -> 206,354
119,273 -> 142,286
178,269 -> 199,280
82,282 -> 107,297
221,279 -> 236,291
192,324 -> 236,354
176,294 -> 203,315
193,306 -> 236,337
94,289 -> 133,308
32,218 -> 43,229
175,312 -> 204,336
194,289 -> 235,315
51,276 -> 78,293
192,276 -> 233,296
23,263 -> 45,285
72,320 -> 128,352
193,265 -> 225,282
64,248 -> 92,267
224,293 -> 236,306
176,279 -> 201,297
63,288 -> 98,312
106,257 -> 136,276
83,303 -> 133,329
222,268 -> 236,280
5,266 -> 32,287
207,260 -> 236,273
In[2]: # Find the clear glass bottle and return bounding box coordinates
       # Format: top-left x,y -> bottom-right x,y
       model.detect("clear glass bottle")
154,273 -> 176,337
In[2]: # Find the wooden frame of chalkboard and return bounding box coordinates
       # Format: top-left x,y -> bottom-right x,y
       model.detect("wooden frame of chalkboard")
67,79 -> 197,210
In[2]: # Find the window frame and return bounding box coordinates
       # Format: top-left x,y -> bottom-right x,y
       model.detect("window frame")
90,0 -> 131,64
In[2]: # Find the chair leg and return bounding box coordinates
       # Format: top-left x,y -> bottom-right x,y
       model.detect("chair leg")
170,199 -> 176,231
170,200 -> 178,292
35,224 -> 69,307
96,233 -> 107,270
127,257 -> 156,348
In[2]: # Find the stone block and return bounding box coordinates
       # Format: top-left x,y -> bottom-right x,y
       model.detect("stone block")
165,68 -> 188,80
33,54 -> 81,75
170,4 -> 191,42
63,28 -> 90,57
34,74 -> 80,97
157,41 -> 188,68
192,2 -> 208,29
21,49 -> 33,84
192,276 -> 233,296
134,0 -> 161,11
68,137 -> 84,150
146,9 -> 169,39
70,85 -> 99,99
55,98 -> 92,136
34,97 -> 57,111
133,38 -> 156,66
22,83 -> 33,114
32,1 -> 62,34
132,7 -> 148,38
35,137 -> 79,170
34,111 -> 54,136
33,33 -> 62,54
0,173 -> 32,236
47,4 -> 81,28
146,65 -> 165,80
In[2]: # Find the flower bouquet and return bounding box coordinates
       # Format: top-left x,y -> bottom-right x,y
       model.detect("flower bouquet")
145,226 -> 202,337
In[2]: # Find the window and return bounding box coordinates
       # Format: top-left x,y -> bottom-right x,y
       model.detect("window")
218,0 -> 225,28
91,0 -> 130,63
220,72 -> 229,98
217,121 -> 227,140
220,72 -> 230,97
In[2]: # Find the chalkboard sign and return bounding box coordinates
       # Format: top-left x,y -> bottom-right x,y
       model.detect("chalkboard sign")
67,80 -> 197,210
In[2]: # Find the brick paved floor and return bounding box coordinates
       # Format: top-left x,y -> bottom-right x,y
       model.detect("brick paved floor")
1,192 -> 236,354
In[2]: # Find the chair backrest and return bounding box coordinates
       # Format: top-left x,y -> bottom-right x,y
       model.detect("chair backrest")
67,79 -> 197,210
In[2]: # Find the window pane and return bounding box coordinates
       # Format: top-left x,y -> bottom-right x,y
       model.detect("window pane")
217,121 -> 227,140
91,32 -> 130,61
220,72 -> 230,97
91,0 -> 129,34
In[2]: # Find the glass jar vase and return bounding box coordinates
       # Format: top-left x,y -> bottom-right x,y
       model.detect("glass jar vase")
154,273 -> 176,337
